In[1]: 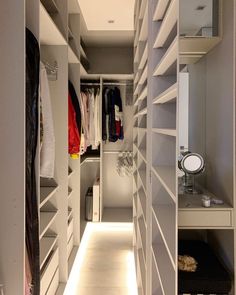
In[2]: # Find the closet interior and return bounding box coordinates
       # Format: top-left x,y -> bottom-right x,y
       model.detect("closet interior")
133,0 -> 235,294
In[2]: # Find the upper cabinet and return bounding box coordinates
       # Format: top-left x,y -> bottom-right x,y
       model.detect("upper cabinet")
179,0 -> 222,64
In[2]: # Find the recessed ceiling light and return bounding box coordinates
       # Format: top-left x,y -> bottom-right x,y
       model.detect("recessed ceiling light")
196,5 -> 206,11
108,20 -> 115,24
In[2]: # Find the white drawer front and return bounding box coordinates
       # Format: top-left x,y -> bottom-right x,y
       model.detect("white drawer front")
178,210 -> 232,227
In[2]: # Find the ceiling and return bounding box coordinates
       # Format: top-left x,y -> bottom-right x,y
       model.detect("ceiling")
78,0 -> 135,47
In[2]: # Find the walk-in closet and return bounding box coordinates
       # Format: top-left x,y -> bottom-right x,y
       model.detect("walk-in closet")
0,0 -> 236,295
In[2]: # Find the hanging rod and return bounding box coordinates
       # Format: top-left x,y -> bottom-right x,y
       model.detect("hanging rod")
103,151 -> 133,154
81,83 -> 100,86
103,82 -> 133,86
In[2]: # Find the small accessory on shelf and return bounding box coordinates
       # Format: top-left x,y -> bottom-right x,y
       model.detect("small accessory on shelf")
178,255 -> 198,272
211,198 -> 224,205
202,195 -> 211,207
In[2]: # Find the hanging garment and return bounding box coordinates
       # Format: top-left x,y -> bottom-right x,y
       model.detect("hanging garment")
68,92 -> 80,154
26,28 -> 40,295
108,89 -> 117,142
88,89 -> 96,148
25,249 -> 32,295
102,87 -> 109,141
40,62 -> 55,178
69,81 -> 81,137
94,89 -> 101,148
80,91 -> 90,153
113,87 -> 124,140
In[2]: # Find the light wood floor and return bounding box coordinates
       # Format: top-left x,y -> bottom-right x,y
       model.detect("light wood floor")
64,222 -> 138,295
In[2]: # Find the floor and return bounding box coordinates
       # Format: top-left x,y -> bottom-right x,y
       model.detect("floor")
64,222 -> 138,295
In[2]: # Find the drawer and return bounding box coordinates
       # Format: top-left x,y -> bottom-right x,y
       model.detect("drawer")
41,247 -> 59,295
67,218 -> 74,242
178,210 -> 232,227
67,234 -> 74,259
46,268 -> 59,295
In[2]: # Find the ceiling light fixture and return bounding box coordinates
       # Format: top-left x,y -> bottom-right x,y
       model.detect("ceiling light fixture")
196,5 -> 206,11
108,20 -> 115,24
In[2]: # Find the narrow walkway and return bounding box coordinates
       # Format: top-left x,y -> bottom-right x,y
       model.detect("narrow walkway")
64,222 -> 138,295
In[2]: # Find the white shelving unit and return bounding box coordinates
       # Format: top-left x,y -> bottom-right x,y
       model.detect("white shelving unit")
134,0 -> 236,294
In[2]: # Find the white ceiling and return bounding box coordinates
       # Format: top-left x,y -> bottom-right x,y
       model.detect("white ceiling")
78,0 -> 135,47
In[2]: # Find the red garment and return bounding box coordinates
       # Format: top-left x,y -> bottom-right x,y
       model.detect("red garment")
68,93 -> 80,154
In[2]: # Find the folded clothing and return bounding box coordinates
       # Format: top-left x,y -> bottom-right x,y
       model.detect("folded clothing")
178,240 -> 232,294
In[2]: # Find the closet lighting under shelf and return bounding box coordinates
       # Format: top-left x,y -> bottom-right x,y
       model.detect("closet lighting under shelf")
138,43 -> 148,70
40,211 -> 58,240
139,5 -> 148,42
40,186 -> 58,208
40,3 -> 66,45
153,0 -> 170,21
153,83 -> 177,104
40,236 -> 58,269
152,128 -> 177,136
152,166 -> 176,202
153,0 -> 177,48
153,37 -> 178,76
152,205 -> 176,268
152,243 -> 175,295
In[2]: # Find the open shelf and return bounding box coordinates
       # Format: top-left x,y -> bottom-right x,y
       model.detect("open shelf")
153,0 -> 177,48
139,65 -> 148,85
139,43 -> 148,70
139,0 -> 148,20
153,37 -> 177,76
40,235 -> 58,269
40,186 -> 58,208
153,83 -> 177,104
138,169 -> 147,191
40,211 -> 58,240
152,242 -> 175,295
152,166 -> 176,202
152,128 -> 177,137
139,5 -> 148,42
41,0 -> 59,14
40,3 -> 66,45
135,86 -> 148,106
152,205 -> 175,266
153,0 -> 170,21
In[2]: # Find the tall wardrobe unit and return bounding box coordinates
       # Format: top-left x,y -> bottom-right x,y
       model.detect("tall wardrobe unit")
133,0 -> 236,294
0,1 -> 89,294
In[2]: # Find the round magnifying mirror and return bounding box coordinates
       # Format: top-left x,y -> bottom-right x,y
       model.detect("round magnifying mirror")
181,153 -> 204,175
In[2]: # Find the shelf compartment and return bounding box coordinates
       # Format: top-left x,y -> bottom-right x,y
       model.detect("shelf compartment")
139,43 -> 148,70
40,235 -> 58,269
139,0 -> 148,20
40,3 -> 66,45
138,169 -> 147,192
152,251 -> 165,295
138,187 -> 147,225
135,86 -> 148,106
152,166 -> 176,202
152,205 -> 176,266
40,247 -> 59,295
153,82 -> 177,104
152,211 -> 176,294
41,0 -> 59,14
152,128 -> 177,137
153,37 -> 178,76
139,5 -> 148,42
139,64 -> 148,85
40,186 -> 58,208
153,0 -> 177,48
153,0 -> 170,21
138,248 -> 146,293
40,211 -> 58,240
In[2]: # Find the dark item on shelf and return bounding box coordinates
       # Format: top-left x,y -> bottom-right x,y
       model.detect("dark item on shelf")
26,28 -> 40,295
178,240 -> 232,294
85,187 -> 93,221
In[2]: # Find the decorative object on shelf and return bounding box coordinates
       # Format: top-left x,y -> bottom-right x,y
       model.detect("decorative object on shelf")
178,150 -> 205,194
116,151 -> 133,177
202,195 -> 211,208
178,255 -> 198,272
